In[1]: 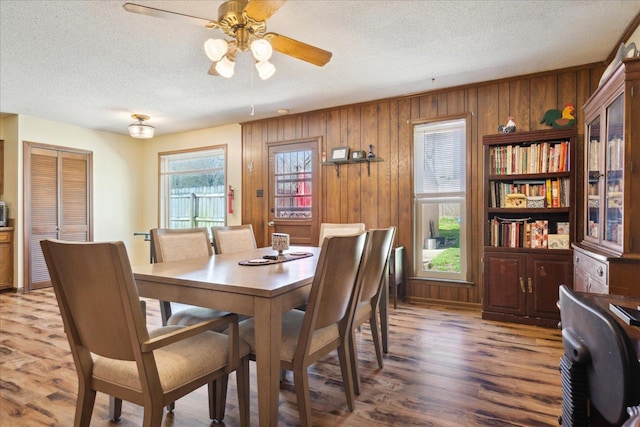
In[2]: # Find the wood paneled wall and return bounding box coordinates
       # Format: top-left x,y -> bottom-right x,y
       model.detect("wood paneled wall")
241,62 -> 605,305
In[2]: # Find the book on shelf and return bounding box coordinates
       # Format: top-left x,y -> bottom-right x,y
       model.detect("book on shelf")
556,222 -> 570,235
488,140 -> 570,175
489,178 -> 570,208
548,233 -> 570,249
531,220 -> 549,249
488,218 -> 554,249
588,139 -> 600,171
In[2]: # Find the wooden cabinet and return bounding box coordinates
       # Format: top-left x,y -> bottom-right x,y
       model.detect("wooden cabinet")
573,57 -> 640,297
484,250 -> 571,327
482,128 -> 577,326
0,226 -> 13,290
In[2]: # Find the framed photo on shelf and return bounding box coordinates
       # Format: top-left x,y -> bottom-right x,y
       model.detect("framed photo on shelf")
331,146 -> 349,162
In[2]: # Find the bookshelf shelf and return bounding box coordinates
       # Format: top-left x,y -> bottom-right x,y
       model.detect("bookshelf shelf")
481,127 -> 577,327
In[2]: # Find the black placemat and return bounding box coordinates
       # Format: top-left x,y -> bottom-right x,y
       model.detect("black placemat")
239,251 -> 313,266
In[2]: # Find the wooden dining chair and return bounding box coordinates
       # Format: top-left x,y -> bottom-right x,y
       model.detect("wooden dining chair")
150,228 -> 228,327
237,232 -> 369,427
211,224 -> 257,254
349,226 -> 396,395
40,239 -> 250,427
318,222 -> 366,246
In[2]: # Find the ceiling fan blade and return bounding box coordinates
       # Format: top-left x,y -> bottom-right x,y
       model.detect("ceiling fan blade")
243,0 -> 286,22
123,3 -> 219,29
265,33 -> 332,67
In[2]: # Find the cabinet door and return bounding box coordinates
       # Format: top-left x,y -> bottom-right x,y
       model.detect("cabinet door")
527,253 -> 571,319
0,232 -> 12,289
484,252 -> 526,316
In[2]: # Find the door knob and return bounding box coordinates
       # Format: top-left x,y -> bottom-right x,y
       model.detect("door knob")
268,221 -> 275,227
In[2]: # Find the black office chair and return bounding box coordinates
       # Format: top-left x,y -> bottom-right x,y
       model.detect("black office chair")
558,285 -> 640,427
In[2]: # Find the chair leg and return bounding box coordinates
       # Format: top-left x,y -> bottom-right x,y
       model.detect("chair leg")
108,396 -> 122,421
337,343 -> 356,412
142,404 -> 164,427
349,328 -> 362,395
370,313 -> 384,369
236,357 -> 250,427
159,300 -> 172,326
210,376 -> 228,421
293,365 -> 313,427
75,384 -> 96,427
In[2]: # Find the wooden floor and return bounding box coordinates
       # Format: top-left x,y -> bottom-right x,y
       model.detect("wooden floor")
0,289 -> 564,426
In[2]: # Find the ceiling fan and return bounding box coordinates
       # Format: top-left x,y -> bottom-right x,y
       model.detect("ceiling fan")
123,1 -> 332,79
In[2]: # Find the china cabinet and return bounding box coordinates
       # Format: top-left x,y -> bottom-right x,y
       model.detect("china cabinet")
573,58 -> 640,297
482,128 -> 576,326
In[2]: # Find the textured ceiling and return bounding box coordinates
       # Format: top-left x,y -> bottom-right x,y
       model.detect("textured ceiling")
1,1 -> 639,137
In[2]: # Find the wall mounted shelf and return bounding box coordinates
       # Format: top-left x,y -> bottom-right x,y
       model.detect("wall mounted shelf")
323,157 -> 383,177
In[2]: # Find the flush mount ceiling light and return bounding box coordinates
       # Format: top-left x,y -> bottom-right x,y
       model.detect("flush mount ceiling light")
124,0 -> 332,81
128,114 -> 155,139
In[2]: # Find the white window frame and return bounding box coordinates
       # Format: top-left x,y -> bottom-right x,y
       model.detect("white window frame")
413,116 -> 471,282
158,146 -> 227,230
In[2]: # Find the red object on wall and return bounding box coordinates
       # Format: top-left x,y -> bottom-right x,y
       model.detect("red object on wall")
228,185 -> 234,214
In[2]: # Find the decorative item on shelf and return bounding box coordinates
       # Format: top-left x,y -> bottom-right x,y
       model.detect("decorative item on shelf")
271,233 -> 289,258
330,146 -> 349,162
556,222 -> 570,235
351,150 -> 366,160
540,103 -> 575,129
548,233 -> 570,249
526,196 -> 545,208
505,193 -> 527,208
498,116 -> 516,133
368,144 -> 375,158
599,42 -> 637,87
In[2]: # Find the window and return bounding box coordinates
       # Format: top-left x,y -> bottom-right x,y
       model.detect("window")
414,117 -> 469,281
274,149 -> 312,219
159,147 -> 226,230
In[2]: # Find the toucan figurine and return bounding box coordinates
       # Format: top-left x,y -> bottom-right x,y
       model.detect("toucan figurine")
540,103 -> 575,128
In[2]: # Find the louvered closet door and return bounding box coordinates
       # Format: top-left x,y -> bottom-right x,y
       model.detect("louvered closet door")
25,144 -> 92,291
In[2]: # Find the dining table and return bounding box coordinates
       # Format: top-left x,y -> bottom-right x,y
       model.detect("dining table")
133,245 -> 320,426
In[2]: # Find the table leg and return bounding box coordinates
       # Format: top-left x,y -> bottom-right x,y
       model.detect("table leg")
253,296 -> 283,426
381,273 -> 389,353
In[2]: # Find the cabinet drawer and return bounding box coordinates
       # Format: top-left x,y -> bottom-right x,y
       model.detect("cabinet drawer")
0,232 -> 11,243
574,251 -> 607,282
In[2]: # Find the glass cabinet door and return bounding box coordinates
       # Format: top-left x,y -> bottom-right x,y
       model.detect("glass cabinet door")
586,116 -> 601,240
604,94 -> 624,245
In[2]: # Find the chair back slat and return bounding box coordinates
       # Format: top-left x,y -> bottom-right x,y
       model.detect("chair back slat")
307,233 -> 367,331
358,227 -> 396,303
318,223 -> 365,246
151,227 -> 212,263
211,225 -> 257,254
41,240 -> 145,361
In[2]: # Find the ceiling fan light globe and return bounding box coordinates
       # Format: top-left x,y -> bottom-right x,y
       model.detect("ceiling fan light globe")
250,39 -> 273,62
204,38 -> 228,62
256,60 -> 276,80
215,56 -> 235,78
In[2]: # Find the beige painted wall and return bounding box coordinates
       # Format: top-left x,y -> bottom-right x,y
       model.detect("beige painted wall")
0,114 -> 242,289
134,124 -> 242,265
